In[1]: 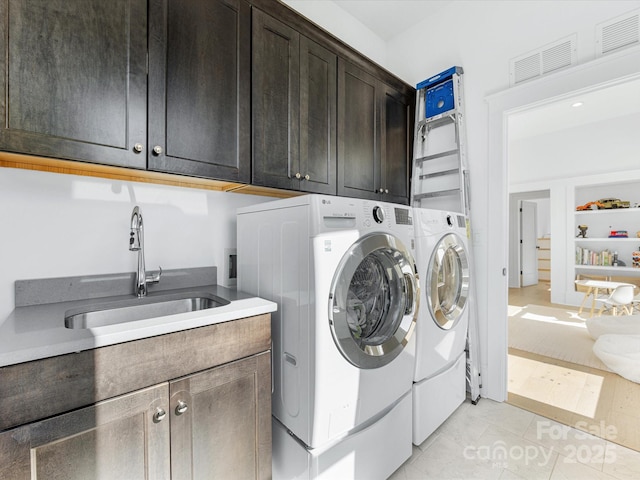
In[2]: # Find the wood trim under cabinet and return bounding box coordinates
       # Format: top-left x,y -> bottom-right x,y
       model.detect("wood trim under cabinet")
0,150 -> 240,190
0,151 -> 302,199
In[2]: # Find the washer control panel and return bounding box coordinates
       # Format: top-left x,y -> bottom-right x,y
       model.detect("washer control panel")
372,205 -> 385,224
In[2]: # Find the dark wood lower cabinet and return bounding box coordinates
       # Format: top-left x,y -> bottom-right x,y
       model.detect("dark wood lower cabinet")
0,353 -> 271,480
0,384 -> 170,480
0,314 -> 272,480
170,353 -> 271,479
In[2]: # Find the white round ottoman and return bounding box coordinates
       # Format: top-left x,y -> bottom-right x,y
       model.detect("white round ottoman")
586,315 -> 640,340
592,334 -> 640,383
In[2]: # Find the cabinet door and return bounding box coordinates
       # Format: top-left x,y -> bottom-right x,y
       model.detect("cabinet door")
148,0 -> 250,182
337,59 -> 381,201
252,9 -> 300,190
381,83 -> 411,205
299,37 -> 337,195
0,0 -> 147,168
169,352 -> 271,480
0,383 -> 169,480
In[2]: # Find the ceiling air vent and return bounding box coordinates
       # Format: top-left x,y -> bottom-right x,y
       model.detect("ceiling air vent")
509,35 -> 577,86
596,9 -> 640,57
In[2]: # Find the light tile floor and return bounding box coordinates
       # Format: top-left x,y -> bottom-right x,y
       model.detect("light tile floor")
389,398 -> 640,479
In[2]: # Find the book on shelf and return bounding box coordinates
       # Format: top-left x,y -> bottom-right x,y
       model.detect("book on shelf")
575,247 -> 613,266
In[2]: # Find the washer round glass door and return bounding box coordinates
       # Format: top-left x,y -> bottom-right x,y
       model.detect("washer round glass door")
328,233 -> 419,369
427,233 -> 470,330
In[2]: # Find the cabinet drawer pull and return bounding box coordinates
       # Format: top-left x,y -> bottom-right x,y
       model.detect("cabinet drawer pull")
153,407 -> 166,423
175,400 -> 188,415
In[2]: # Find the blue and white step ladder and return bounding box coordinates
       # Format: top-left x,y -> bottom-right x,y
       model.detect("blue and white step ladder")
411,66 -> 469,213
411,66 -> 482,404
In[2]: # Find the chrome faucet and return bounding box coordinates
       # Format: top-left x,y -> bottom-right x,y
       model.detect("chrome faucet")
129,206 -> 162,297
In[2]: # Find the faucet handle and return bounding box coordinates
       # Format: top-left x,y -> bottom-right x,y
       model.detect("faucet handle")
147,266 -> 162,285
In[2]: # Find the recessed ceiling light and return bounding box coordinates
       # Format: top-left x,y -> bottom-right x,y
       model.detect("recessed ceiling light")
571,102 -> 584,107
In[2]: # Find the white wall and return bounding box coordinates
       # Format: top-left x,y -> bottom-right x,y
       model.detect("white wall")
0,168 -> 271,321
282,0 -> 387,67
384,0 -> 640,402
509,112 -> 640,186
489,53 -> 640,398
282,0 -> 640,400
535,199 -> 551,238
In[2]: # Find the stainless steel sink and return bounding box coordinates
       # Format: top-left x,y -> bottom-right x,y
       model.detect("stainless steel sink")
64,292 -> 230,329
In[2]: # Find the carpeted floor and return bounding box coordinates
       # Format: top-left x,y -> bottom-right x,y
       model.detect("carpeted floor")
508,303 -> 610,371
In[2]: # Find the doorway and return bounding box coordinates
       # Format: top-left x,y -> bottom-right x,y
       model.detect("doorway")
484,48 -> 640,402
508,191 -> 550,298
494,55 -> 640,452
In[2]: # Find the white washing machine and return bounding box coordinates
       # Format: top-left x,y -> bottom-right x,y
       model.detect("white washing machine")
237,195 -> 419,480
412,208 -> 471,446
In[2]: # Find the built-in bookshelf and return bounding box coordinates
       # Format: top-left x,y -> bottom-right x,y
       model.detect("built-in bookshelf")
574,186 -> 640,277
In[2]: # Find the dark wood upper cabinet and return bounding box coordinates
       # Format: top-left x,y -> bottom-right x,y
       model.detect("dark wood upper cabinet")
252,9 -> 337,195
148,0 -> 251,183
298,37 -> 337,195
0,0 -> 411,196
337,59 -> 380,201
0,0 -> 148,169
252,10 -> 300,191
381,83 -> 412,205
338,59 -> 412,204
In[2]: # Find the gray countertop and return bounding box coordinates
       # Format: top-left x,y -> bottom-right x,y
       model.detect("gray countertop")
0,268 -> 277,368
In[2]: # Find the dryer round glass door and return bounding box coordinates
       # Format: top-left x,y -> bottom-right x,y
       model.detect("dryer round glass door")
427,233 -> 470,330
329,233 -> 419,369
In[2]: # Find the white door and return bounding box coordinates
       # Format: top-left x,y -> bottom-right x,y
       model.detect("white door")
520,200 -> 538,287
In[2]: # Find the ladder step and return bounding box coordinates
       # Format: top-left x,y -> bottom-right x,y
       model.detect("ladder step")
419,168 -> 459,179
415,149 -> 459,163
425,111 -> 457,126
413,188 -> 461,200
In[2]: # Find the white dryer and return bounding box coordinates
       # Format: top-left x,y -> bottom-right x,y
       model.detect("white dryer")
238,195 -> 419,480
412,208 -> 471,446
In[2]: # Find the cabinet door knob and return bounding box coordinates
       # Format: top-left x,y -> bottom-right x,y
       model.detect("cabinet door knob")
378,188 -> 385,193
152,145 -> 163,156
153,407 -> 166,423
295,172 -> 301,179
133,143 -> 144,153
384,189 -> 389,194
175,400 -> 188,415
304,174 -> 310,181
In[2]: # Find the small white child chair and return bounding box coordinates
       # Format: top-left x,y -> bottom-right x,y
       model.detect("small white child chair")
595,284 -> 636,316
632,291 -> 640,314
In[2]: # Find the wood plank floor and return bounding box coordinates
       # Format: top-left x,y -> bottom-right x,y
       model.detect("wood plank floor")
508,282 -> 640,452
